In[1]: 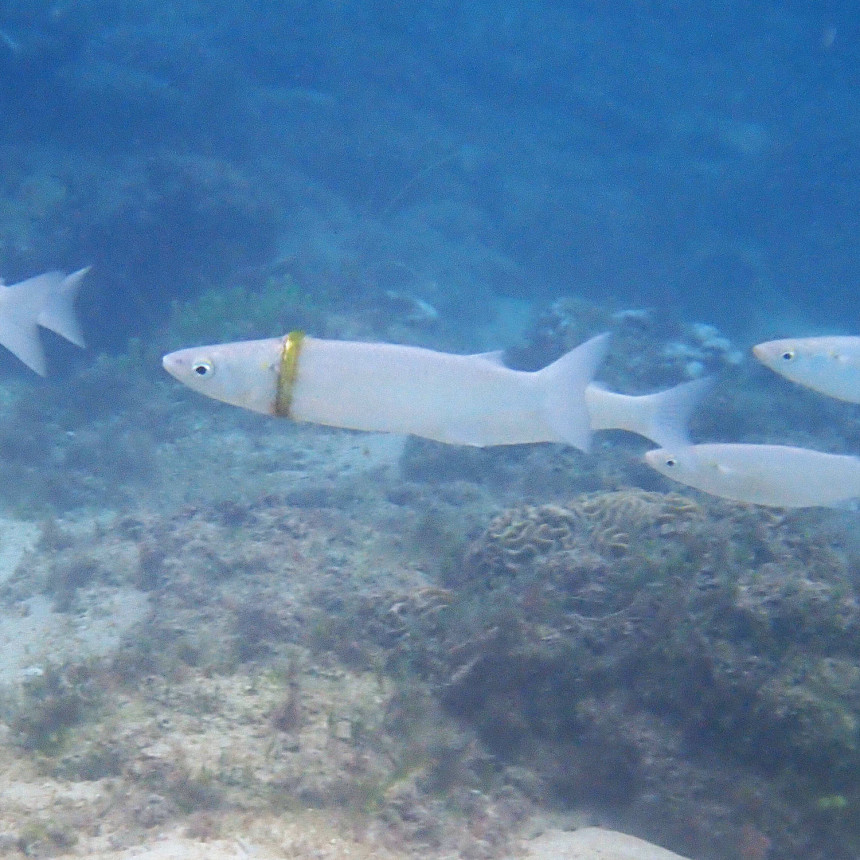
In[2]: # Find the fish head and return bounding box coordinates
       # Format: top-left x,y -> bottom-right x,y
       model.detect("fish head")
643,446 -> 702,484
162,338 -> 281,415
753,336 -> 860,402
752,338 -> 804,371
752,336 -> 854,374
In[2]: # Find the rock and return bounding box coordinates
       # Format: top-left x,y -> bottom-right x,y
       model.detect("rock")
516,827 -> 693,860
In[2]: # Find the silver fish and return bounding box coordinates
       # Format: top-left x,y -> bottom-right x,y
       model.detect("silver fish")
163,331 -> 708,450
753,335 -> 860,404
645,442 -> 860,508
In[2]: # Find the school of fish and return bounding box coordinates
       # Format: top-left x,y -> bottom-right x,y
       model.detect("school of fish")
162,324 -> 860,509
2,267 -> 858,509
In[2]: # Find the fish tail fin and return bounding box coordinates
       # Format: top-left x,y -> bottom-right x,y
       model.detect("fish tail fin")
542,332 -> 611,452
38,266 -> 89,348
633,376 -> 714,448
0,271 -> 66,375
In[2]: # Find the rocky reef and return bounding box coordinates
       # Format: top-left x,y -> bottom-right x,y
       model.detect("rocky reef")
382,490 -> 860,859
0,470 -> 857,858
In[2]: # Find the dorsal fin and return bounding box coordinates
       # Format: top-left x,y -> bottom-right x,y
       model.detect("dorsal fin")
469,349 -> 505,366
542,332 -> 612,452
0,272 -> 65,374
38,266 -> 90,347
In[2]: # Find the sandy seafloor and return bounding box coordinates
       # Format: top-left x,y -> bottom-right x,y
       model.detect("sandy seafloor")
0,407 -> 700,860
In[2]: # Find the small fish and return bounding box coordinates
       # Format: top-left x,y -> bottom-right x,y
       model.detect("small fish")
753,335 -> 860,403
644,442 -> 860,508
0,268 -> 90,375
163,332 -> 708,450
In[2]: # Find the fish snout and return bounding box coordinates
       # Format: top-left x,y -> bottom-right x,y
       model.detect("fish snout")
643,448 -> 665,468
162,350 -> 186,380
752,341 -> 783,364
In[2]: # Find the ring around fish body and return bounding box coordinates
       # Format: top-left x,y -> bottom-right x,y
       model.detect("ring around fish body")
162,331 -> 710,450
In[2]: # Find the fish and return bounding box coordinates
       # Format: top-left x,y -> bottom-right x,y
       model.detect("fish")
162,331 -> 708,450
0,268 -> 90,375
753,335 -> 860,404
644,442 -> 860,508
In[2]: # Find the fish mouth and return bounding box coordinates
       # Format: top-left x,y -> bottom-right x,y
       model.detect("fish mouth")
751,344 -> 766,360
643,449 -> 663,466
162,351 -> 182,378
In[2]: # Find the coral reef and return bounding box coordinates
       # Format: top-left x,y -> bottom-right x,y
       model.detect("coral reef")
396,490 -> 860,860
0,4 -> 857,859
509,297 -> 742,388
2,451 -> 860,859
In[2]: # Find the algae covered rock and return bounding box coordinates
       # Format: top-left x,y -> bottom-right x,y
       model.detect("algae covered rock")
423,490 -> 860,859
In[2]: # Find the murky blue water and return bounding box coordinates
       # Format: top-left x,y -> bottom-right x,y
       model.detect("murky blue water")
0,6 -> 857,858
0,0 -> 856,354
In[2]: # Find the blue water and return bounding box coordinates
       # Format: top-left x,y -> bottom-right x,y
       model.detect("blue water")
0,0 -> 857,352
1,5 -> 859,859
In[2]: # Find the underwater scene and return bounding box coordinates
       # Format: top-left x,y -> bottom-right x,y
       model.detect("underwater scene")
0,2 -> 859,858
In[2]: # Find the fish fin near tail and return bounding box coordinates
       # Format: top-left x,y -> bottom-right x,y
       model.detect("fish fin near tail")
542,332 -> 611,452
0,272 -> 65,375
636,375 -> 714,448
38,266 -> 89,348
0,315 -> 46,375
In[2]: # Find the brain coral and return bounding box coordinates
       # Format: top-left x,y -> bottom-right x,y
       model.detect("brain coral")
463,489 -> 704,581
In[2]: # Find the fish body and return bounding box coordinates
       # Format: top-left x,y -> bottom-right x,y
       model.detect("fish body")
164,332 -> 608,450
163,332 -> 708,449
753,336 -> 860,403
0,267 -> 89,374
644,443 -> 860,508
289,335 -> 603,447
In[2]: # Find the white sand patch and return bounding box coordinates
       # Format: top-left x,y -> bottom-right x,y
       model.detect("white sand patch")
70,836 -> 271,860
0,586 -> 149,687
0,516 -> 39,585
0,515 -> 150,687
0,595 -> 58,686
3,822 -> 695,860
515,827 -> 693,859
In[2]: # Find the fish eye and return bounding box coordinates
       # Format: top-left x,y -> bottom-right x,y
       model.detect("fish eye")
193,360 -> 213,377
664,458 -> 676,468
780,350 -> 795,361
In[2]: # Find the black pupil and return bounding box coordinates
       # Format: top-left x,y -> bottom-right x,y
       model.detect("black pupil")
782,352 -> 793,360
194,364 -> 208,375
666,459 -> 675,467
